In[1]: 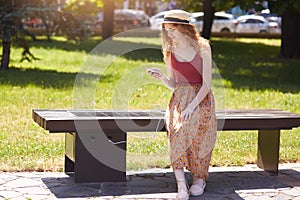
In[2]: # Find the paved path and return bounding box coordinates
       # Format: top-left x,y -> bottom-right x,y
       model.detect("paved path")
0,163 -> 300,200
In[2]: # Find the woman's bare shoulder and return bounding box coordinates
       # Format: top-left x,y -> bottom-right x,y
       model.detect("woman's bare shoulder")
197,38 -> 211,56
198,37 -> 210,48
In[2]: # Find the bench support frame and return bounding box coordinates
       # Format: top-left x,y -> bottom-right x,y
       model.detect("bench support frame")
257,130 -> 280,174
65,132 -> 127,183
64,129 -> 281,183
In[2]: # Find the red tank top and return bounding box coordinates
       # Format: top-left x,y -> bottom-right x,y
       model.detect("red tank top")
171,52 -> 203,84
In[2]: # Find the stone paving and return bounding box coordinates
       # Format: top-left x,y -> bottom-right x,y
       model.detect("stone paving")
0,163 -> 300,200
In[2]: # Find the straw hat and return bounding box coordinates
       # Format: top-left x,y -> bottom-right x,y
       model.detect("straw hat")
162,10 -> 193,25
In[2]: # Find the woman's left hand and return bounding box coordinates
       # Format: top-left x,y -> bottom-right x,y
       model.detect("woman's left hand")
181,106 -> 194,121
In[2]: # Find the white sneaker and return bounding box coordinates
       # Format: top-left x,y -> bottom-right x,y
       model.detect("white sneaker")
189,179 -> 206,196
176,179 -> 190,200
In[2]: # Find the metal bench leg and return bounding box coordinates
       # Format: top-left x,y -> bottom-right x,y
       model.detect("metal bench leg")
65,155 -> 74,173
74,131 -> 127,183
257,130 -> 280,174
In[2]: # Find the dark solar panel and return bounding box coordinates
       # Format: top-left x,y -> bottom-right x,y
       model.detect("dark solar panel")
70,110 -> 165,118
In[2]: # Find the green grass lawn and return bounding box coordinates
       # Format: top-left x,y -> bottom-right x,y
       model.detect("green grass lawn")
0,36 -> 299,172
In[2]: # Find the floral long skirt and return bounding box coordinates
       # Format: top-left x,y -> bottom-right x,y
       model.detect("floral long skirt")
165,83 -> 217,180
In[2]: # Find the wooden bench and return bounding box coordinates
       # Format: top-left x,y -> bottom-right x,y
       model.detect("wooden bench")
32,109 -> 300,183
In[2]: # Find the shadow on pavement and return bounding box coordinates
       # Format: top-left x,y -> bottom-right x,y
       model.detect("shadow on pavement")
41,169 -> 299,199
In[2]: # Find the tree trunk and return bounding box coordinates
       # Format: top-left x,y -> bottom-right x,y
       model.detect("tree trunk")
16,18 -> 37,41
40,16 -> 51,41
0,40 -> 11,70
202,0 -> 215,40
0,0 -> 13,70
102,0 -> 115,40
280,11 -> 300,59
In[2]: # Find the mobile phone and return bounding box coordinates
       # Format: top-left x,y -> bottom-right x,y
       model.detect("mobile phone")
146,68 -> 160,75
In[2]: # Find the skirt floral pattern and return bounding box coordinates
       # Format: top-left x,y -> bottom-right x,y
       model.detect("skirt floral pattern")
165,83 -> 217,180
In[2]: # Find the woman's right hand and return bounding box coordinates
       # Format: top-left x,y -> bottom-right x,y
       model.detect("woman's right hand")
146,68 -> 162,80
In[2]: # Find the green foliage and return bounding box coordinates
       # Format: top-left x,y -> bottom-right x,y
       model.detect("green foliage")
0,0 -> 21,42
217,0 -> 300,14
0,0 -> 59,34
269,0 -> 300,14
0,1 -> 60,68
162,0 -> 203,11
214,0 -> 264,11
64,0 -> 102,20
163,0 -> 265,12
22,1 -> 60,23
66,0 -> 104,8
0,0 -> 92,63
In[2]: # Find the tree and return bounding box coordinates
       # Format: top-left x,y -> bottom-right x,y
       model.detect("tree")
268,0 -> 300,58
0,0 -> 99,70
219,0 -> 300,58
0,0 -> 60,70
65,0 -> 101,19
64,0 -> 102,41
62,0 -> 122,40
102,0 -> 115,39
26,1 -> 60,41
202,0 -> 215,39
0,0 -> 22,70
64,0 -> 123,39
165,0 -> 216,39
169,0 -> 300,58
225,0 -> 300,59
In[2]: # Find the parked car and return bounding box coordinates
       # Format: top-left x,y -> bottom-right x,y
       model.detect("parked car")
191,11 -> 235,33
260,13 -> 282,28
114,9 -> 150,32
234,15 -> 281,34
149,10 -> 169,30
94,9 -> 150,33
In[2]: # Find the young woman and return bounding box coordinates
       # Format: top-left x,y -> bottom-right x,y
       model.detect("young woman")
147,10 -> 217,200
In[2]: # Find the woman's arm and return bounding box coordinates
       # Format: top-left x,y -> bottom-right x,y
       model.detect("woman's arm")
160,62 -> 176,89
181,44 -> 212,121
147,54 -> 176,90
190,44 -> 212,109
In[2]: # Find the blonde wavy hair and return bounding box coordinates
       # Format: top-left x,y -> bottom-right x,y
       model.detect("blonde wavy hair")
161,23 -> 208,60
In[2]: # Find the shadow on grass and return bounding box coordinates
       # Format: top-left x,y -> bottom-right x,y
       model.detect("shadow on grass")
29,37 -> 163,63
211,39 -> 300,93
5,37 -> 300,92
0,67 -> 114,89
27,37 -> 103,53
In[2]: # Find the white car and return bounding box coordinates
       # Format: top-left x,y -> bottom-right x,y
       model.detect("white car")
234,15 -> 281,34
191,11 -> 235,33
149,10 -> 169,30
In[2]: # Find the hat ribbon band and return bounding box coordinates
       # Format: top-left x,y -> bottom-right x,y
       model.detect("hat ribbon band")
164,17 -> 189,24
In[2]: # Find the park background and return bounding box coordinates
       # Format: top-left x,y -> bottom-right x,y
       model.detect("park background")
0,0 -> 299,172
